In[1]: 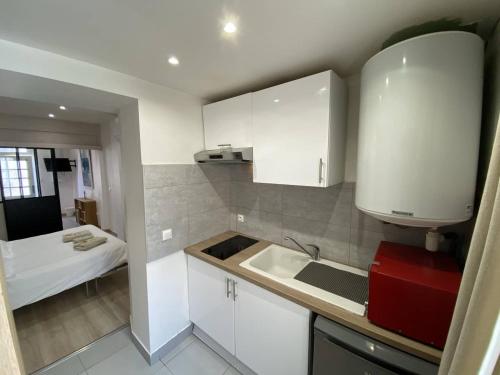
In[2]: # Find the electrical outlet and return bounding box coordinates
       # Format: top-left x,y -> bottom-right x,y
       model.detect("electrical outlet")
162,228 -> 172,241
237,214 -> 245,223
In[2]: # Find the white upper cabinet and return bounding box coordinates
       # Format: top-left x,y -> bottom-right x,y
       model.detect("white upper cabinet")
203,93 -> 252,150
252,71 -> 346,187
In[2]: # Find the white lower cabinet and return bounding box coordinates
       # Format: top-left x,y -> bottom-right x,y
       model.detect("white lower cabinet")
187,256 -> 235,354
187,255 -> 310,375
234,277 -> 310,375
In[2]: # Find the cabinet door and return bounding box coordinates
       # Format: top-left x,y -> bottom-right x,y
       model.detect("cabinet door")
234,277 -> 310,375
187,256 -> 235,354
203,93 -> 252,150
252,71 -> 331,187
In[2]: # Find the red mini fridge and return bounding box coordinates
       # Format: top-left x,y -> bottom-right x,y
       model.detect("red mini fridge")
368,241 -> 462,349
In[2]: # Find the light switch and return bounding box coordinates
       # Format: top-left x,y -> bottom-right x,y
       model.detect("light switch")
237,214 -> 245,223
162,228 -> 172,241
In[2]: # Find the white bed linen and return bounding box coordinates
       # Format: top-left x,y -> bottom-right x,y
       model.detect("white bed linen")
3,225 -> 127,310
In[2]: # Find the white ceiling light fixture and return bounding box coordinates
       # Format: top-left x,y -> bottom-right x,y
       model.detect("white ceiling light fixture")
168,56 -> 180,66
223,21 -> 237,34
59,105 -> 67,110
48,113 -> 55,118
273,99 -> 280,103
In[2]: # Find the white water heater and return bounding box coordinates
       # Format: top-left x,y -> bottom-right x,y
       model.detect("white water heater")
356,31 -> 484,227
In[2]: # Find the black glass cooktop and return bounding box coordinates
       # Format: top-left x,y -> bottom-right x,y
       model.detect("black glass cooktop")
202,235 -> 258,260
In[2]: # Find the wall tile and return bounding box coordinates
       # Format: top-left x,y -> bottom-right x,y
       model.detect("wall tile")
256,183 -> 283,213
188,207 -> 230,246
230,164 -> 253,182
143,164 -> 188,188
231,182 -> 283,214
144,164 -> 457,270
348,229 -> 382,269
234,207 -> 282,244
230,182 -> 258,210
348,226 -> 427,270
187,164 -> 231,184
282,184 -> 351,226
350,207 -> 387,233
282,215 -> 350,264
146,217 -> 189,262
187,182 -> 230,215
144,185 -> 189,226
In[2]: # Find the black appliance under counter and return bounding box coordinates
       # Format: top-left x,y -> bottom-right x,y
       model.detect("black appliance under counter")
202,234 -> 258,260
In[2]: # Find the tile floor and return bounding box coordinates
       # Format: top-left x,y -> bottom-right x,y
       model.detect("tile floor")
34,326 -> 241,375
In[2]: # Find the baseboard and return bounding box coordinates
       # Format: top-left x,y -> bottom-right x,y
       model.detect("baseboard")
131,324 -> 193,365
130,331 -> 151,364
193,325 -> 256,375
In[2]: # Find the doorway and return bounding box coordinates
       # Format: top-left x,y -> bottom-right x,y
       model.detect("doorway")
0,147 -> 63,240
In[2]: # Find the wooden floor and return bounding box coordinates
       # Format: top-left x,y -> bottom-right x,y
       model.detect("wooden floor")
13,268 -> 130,374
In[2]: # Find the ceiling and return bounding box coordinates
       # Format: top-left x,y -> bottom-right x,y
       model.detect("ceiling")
0,96 -> 116,125
0,69 -> 135,126
0,0 -> 498,101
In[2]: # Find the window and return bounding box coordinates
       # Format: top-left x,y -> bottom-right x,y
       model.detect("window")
0,147 -> 41,200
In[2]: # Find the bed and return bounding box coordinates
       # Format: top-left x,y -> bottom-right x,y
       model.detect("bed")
0,225 -> 127,310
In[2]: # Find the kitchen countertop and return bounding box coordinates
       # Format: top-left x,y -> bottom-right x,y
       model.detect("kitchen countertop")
184,231 -> 442,365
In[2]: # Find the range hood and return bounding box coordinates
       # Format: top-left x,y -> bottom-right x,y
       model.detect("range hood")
194,147 -> 253,163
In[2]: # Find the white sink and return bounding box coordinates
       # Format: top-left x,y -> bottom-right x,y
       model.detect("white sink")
240,244 -> 368,316
246,244 -> 310,278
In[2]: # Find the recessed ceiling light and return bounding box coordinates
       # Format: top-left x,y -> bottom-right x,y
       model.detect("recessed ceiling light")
223,22 -> 237,33
273,99 -> 280,103
168,56 -> 180,65
48,113 -> 55,118
59,105 -> 67,110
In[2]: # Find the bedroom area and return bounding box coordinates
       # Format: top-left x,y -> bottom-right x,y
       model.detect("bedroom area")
0,72 -> 132,374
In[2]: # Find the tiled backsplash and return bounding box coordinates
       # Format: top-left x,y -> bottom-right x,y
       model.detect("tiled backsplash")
228,165 -> 431,269
143,164 -> 231,262
143,164 -> 469,268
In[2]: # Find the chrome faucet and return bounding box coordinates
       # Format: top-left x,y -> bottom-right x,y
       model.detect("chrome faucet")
284,236 -> 320,261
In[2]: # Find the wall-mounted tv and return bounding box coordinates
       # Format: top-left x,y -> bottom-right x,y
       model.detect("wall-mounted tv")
44,158 -> 73,172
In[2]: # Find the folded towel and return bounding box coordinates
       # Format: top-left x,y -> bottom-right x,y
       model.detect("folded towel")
63,230 -> 92,243
73,233 -> 94,243
74,236 -> 107,251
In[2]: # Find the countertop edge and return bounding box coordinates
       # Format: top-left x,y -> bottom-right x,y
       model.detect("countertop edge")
184,231 -> 442,365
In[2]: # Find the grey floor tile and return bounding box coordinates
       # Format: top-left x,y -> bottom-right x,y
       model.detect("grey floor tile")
155,367 -> 175,375
166,338 -> 229,375
86,344 -> 163,375
160,334 -> 196,364
223,367 -> 242,375
38,356 -> 86,375
78,328 -> 131,369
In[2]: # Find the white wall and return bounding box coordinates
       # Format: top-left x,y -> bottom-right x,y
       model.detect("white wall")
75,149 -> 110,228
101,119 -> 125,239
0,112 -> 101,149
0,39 -> 204,354
147,252 -> 190,352
119,102 -> 151,350
0,39 -> 204,165
55,149 -> 77,214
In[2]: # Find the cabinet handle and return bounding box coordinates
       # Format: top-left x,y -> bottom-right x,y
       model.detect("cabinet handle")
318,158 -> 323,184
232,280 -> 237,301
225,277 -> 232,299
